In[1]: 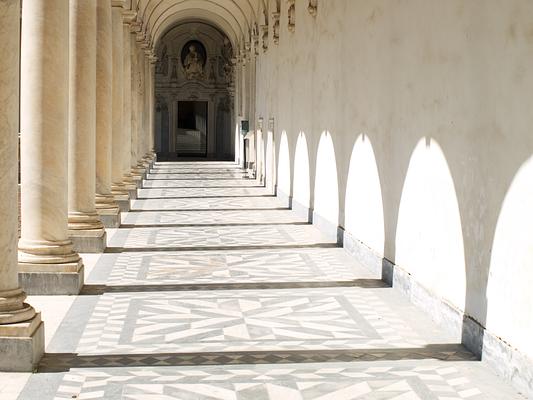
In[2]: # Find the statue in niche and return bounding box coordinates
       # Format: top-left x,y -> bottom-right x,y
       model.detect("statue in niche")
181,40 -> 206,80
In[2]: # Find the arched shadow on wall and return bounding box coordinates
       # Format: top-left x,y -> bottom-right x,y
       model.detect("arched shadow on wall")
313,131 -> 340,239
486,155 -> 533,360
265,130 -> 276,193
256,129 -> 265,184
292,132 -> 311,220
345,134 -> 385,257
395,138 -> 466,329
277,131 -> 291,206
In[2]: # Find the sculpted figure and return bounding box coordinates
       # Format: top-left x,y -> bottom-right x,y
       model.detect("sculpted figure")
184,45 -> 204,79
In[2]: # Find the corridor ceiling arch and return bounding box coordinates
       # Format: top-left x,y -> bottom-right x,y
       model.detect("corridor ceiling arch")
133,0 -> 259,48
153,9 -> 240,48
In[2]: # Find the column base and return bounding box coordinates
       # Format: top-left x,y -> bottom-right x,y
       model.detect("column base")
68,212 -> 106,253
112,184 -> 131,212
115,199 -> 130,212
97,208 -> 121,228
69,229 -> 107,253
123,175 -> 138,199
133,166 -> 147,180
95,193 -> 121,228
19,261 -> 84,295
0,313 -> 44,372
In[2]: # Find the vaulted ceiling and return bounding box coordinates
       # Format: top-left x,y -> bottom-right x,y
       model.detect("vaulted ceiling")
130,0 -> 266,49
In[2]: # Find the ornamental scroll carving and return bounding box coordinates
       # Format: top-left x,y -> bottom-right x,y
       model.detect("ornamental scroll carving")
272,12 -> 280,44
287,0 -> 295,33
308,0 -> 317,16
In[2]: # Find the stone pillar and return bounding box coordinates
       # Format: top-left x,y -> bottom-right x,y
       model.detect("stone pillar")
121,19 -> 137,197
142,53 -> 153,165
19,0 -> 84,295
68,0 -> 106,253
95,0 -> 121,228
134,43 -> 147,171
129,33 -> 143,183
111,3 -> 129,212
148,59 -> 157,162
0,0 -> 45,371
169,98 -> 177,153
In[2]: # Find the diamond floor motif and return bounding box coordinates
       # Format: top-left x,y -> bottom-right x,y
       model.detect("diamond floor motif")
13,161 -> 525,400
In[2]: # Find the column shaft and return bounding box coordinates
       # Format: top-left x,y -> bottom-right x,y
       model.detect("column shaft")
111,6 -> 129,210
122,22 -> 136,191
0,2 -> 44,369
19,0 -> 83,294
143,54 -> 151,161
148,61 -> 157,157
95,0 -> 121,227
130,34 -> 141,180
68,0 -> 106,252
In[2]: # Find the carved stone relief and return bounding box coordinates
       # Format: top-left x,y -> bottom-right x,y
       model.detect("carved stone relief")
287,0 -> 295,32
272,12 -> 280,44
252,24 -> 260,56
308,0 -> 317,16
261,24 -> 269,52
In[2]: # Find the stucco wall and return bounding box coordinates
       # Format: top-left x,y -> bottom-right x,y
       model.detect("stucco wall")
253,0 -> 533,372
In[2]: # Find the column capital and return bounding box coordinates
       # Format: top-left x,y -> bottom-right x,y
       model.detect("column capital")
111,0 -> 125,8
122,10 -> 136,24
130,20 -> 143,33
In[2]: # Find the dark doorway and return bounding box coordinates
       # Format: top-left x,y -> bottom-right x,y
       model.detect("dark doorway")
177,101 -> 208,157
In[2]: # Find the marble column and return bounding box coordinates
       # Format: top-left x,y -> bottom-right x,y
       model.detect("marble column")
134,43 -> 148,174
148,59 -> 157,161
68,0 -> 106,253
95,0 -> 121,228
169,98 -> 178,153
19,0 -> 84,295
129,33 -> 143,183
121,19 -> 137,197
111,4 -> 130,212
142,53 -> 153,165
0,0 -> 45,371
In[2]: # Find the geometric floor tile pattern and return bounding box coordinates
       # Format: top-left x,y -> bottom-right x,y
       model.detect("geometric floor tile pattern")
107,225 -> 336,250
88,248 -> 375,285
14,161 -> 526,399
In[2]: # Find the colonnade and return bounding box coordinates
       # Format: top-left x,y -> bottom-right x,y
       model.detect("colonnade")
0,0 -> 156,370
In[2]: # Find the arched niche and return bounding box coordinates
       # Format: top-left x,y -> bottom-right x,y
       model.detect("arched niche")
345,134 -> 384,256
396,138 -> 466,311
487,155 -> 533,358
293,132 -> 310,215
313,131 -> 339,238
154,21 -> 235,160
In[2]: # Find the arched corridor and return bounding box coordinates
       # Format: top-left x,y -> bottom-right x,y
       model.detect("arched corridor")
1,0 -> 533,398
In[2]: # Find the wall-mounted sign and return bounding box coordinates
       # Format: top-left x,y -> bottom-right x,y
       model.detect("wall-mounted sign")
241,120 -> 249,134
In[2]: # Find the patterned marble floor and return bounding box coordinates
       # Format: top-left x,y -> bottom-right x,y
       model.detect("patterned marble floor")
13,161 -> 525,399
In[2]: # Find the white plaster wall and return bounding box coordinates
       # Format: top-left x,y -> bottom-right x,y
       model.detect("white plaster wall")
254,0 -> 533,360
